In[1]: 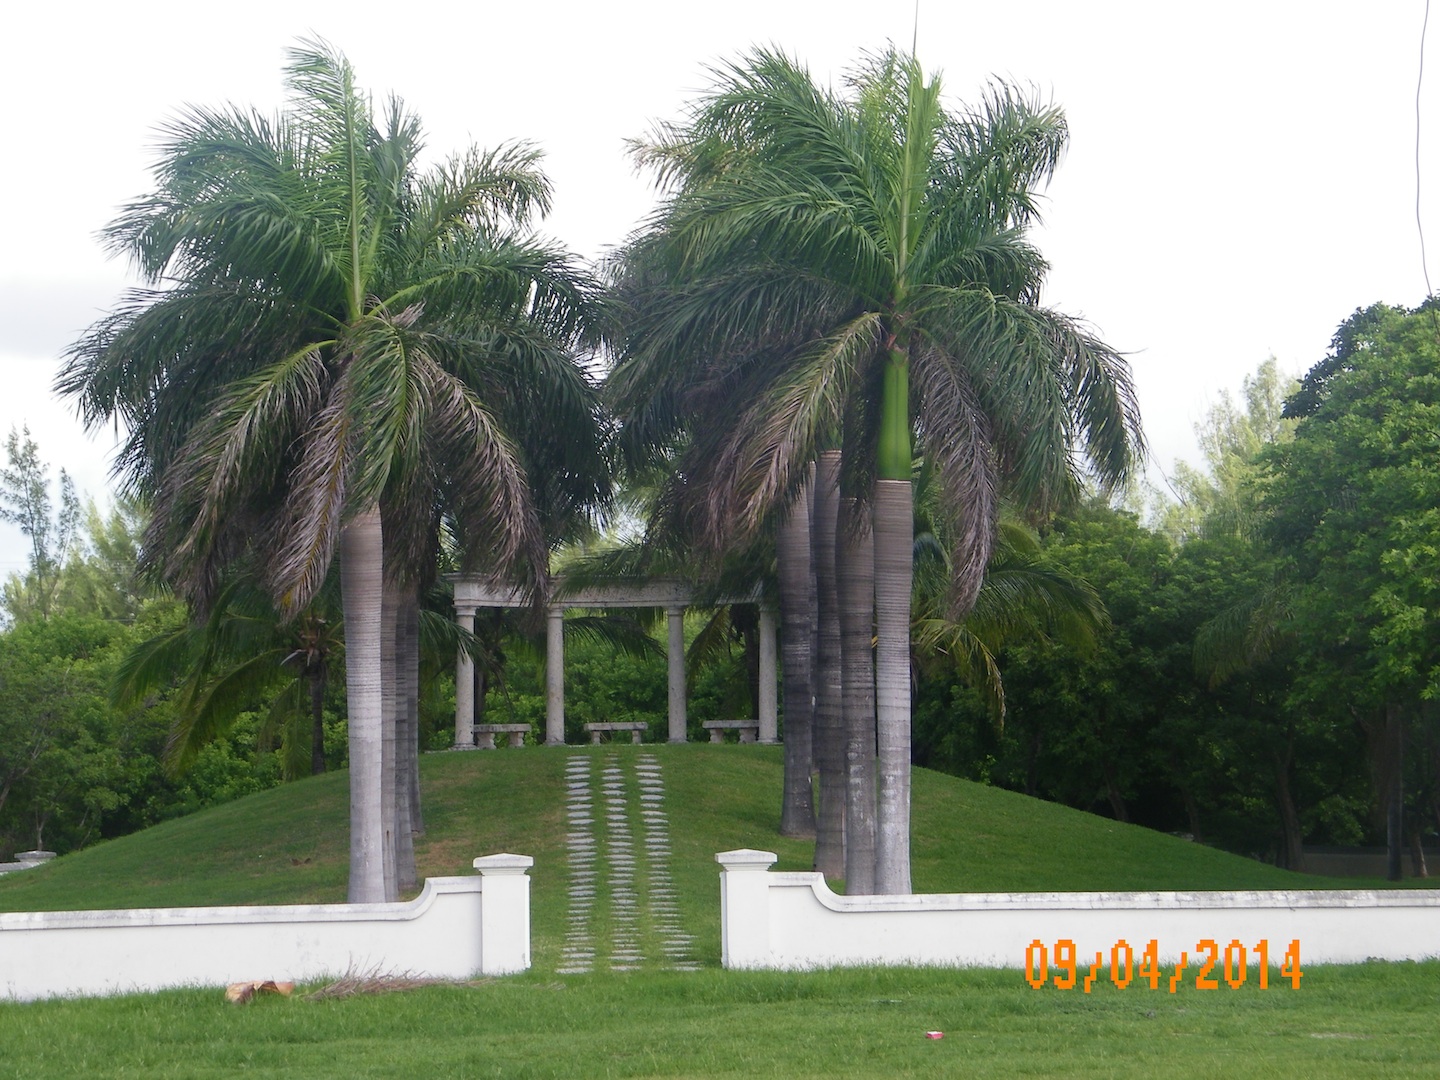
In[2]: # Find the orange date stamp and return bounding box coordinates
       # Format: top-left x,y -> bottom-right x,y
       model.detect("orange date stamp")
1024,938 -> 1302,992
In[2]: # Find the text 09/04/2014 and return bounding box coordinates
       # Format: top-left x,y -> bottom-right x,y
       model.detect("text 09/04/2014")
1025,938 -> 1303,993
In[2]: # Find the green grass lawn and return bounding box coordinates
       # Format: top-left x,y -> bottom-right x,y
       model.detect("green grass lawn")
2,964 -> 1438,1079
0,746 -> 1434,1078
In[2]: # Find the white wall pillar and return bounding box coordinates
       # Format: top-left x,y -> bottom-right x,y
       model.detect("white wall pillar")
667,605 -> 687,743
453,604 -> 478,749
472,853 -> 534,974
715,849 -> 777,969
545,606 -> 565,746
758,603 -> 778,744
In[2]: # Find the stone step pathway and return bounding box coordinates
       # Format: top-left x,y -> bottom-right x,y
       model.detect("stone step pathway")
558,753 -> 697,974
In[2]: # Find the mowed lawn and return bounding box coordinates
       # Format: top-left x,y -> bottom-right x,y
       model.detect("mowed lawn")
0,746 -> 1435,1078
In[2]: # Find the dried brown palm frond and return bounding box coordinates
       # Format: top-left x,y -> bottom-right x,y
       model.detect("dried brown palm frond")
301,968 -> 494,1000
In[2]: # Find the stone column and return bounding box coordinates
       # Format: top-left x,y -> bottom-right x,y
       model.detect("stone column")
545,606 -> 565,746
453,604 -> 478,749
758,603 -> 779,744
667,605 -> 687,743
715,849 -> 777,969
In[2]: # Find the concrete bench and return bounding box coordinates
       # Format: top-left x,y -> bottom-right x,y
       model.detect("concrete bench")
583,721 -> 648,745
702,720 -> 760,744
474,723 -> 530,749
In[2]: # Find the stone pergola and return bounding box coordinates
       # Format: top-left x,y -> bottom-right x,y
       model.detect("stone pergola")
450,576 -> 778,747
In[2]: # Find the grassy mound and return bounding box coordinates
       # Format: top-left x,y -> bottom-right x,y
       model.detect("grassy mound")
0,745 -> 1378,970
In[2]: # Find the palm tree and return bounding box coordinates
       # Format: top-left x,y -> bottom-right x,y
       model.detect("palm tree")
113,577 -> 341,779
60,40 -> 606,902
611,48 -> 1142,892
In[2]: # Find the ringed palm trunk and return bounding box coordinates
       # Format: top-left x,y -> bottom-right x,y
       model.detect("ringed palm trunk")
838,496 -> 877,894
340,506 -> 387,903
401,591 -> 424,838
380,579 -> 401,901
392,583 -> 419,892
777,481 -> 817,838
873,352 -> 912,895
873,478 -> 913,894
811,450 -> 845,878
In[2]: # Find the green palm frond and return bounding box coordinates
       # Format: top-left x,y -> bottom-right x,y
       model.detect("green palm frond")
113,577 -> 340,775
260,680 -> 315,781
558,614 -> 666,661
1194,580 -> 1294,687
613,44 -> 1141,607
168,649 -> 288,771
684,607 -> 736,692
912,618 -> 1006,723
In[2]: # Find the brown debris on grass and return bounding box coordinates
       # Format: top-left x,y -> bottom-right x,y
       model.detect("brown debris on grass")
224,980 -> 295,1004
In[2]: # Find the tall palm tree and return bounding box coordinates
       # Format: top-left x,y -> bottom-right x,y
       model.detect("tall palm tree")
611,48 -> 1142,892
60,40 -> 607,902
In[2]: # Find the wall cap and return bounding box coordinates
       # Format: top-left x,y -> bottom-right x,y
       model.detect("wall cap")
716,849 -> 778,870
472,853 -> 534,875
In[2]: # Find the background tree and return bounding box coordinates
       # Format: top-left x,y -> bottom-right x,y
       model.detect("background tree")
1262,302 -> 1440,879
1155,357 -> 1295,543
1,426 -> 81,624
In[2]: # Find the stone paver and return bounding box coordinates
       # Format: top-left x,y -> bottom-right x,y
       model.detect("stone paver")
557,752 -> 697,972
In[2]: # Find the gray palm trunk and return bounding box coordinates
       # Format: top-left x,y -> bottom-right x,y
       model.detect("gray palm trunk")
873,479 -> 913,894
341,506 -> 387,903
838,496 -> 877,894
777,483 -> 817,838
380,579 -> 401,901
394,586 -> 419,892
810,451 -> 845,878
401,592 -> 424,838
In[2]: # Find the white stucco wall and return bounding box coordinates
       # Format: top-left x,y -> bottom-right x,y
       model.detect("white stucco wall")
716,849 -> 1440,972
0,853 -> 532,1001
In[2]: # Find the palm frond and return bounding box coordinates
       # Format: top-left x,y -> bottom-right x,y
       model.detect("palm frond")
561,614 -> 666,660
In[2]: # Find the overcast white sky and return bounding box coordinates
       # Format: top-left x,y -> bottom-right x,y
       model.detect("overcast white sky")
1,1 -> 1434,574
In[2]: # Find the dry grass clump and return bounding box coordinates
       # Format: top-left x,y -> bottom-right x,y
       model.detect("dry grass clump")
302,969 -> 494,1000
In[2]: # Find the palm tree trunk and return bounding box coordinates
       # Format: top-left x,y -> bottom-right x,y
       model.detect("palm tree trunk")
393,585 -> 419,891
380,578 -> 400,901
811,451 -> 845,878
873,477 -> 913,894
777,481 -> 817,838
402,591 -> 424,838
340,506 -> 386,904
838,495 -> 877,894
872,344 -> 914,895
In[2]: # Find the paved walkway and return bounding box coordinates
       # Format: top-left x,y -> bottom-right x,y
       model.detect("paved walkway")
559,753 -> 697,973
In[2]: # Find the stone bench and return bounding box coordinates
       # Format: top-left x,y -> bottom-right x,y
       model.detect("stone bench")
474,723 -> 530,749
702,720 -> 760,744
583,721 -> 648,745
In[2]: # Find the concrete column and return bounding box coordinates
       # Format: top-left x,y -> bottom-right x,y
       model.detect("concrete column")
453,604 -> 478,749
715,849 -> 777,969
545,606 -> 565,746
472,853 -> 534,974
758,603 -> 779,744
667,605 -> 687,743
